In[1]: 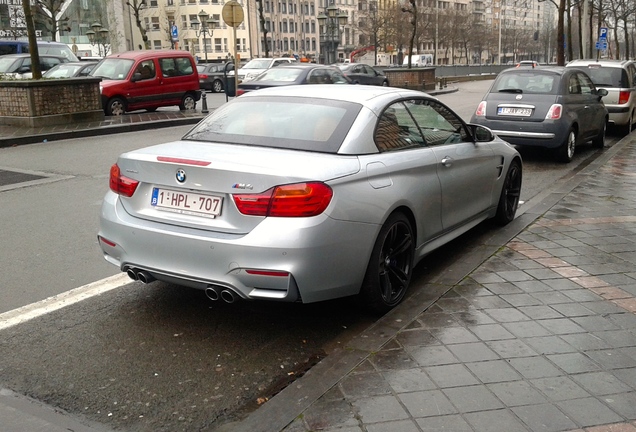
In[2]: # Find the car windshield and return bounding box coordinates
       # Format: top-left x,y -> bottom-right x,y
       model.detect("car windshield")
242,59 -> 273,69
90,58 -> 135,80
38,45 -> 79,62
0,57 -> 19,73
254,68 -> 303,82
493,72 -> 559,95
182,96 -> 362,153
43,64 -> 82,78
572,66 -> 626,88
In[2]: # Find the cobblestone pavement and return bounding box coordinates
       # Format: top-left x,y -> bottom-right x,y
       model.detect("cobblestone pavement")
226,139 -> 636,431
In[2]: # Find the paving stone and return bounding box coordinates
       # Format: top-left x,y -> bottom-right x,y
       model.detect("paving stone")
366,419 -> 420,432
442,385 -> 504,412
600,392 -> 636,420
353,395 -> 410,423
424,364 -> 480,388
446,342 -> 500,362
339,372 -> 393,398
512,403 -> 578,432
398,390 -> 456,418
517,306 -> 565,320
468,296 -> 515,309
415,414 -> 474,431
549,303 -> 596,317
513,280 -> 557,293
571,316 -> 622,332
396,329 -> 439,347
484,308 -> 531,323
572,371 -> 635,396
301,398 -> 359,430
486,339 -> 539,358
530,376 -> 591,401
560,333 -> 612,351
509,357 -> 564,379
585,349 -> 636,370
415,312 -> 461,329
382,368 -> 436,393
612,368 -> 636,391
503,321 -> 553,338
464,409 -> 531,432
538,318 -> 587,335
468,323 -> 516,341
484,282 -> 525,295
557,397 -> 624,427
452,310 -> 497,326
547,352 -> 601,374
524,336 -> 578,355
501,294 -> 545,307
465,360 -> 523,383
429,327 -> 479,345
532,291 -> 576,305
407,345 -> 459,367
488,381 -> 548,406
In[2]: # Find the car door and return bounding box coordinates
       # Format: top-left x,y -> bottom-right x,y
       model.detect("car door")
405,98 -> 498,230
368,101 -> 443,247
562,71 -> 591,138
361,64 -> 382,85
574,71 -> 604,140
126,59 -> 161,110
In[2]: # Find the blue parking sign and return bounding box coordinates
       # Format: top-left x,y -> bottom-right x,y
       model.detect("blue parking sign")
171,25 -> 178,41
599,27 -> 608,41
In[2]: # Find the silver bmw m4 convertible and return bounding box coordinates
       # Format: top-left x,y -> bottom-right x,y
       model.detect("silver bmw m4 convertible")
98,85 -> 522,313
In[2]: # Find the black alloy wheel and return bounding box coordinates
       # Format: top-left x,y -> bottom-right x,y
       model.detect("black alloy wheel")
360,212 -> 414,314
495,160 -> 522,225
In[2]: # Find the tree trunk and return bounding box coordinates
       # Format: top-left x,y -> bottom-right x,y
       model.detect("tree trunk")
23,0 -> 42,79
557,0 -> 565,65
256,0 -> 269,57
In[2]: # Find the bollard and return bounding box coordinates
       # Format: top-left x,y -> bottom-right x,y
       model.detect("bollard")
439,78 -> 443,90
422,80 -> 426,90
201,91 -> 209,114
443,77 -> 448,88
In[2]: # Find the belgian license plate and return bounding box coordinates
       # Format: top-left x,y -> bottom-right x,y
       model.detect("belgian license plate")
498,107 -> 532,116
151,188 -> 222,218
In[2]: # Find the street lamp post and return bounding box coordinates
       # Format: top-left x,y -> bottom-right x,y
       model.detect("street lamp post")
317,3 -> 348,64
191,10 -> 219,65
191,10 -> 218,114
85,21 -> 110,57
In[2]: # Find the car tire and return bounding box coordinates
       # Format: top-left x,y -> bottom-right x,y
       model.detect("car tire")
623,112 -> 633,135
592,118 -> 606,148
212,79 -> 224,93
105,97 -> 126,116
494,160 -> 522,226
179,93 -> 196,111
556,127 -> 576,163
146,107 -> 157,113
382,80 -> 389,86
359,212 -> 414,314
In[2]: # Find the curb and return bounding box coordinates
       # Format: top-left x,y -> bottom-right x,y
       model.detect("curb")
0,117 -> 204,148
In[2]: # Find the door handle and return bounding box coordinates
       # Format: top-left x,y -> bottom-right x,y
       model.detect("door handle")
441,157 -> 453,167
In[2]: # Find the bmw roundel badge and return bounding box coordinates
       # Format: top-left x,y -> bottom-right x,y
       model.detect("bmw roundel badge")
176,169 -> 186,183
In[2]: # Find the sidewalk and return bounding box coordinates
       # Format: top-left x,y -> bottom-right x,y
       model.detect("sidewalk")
227,134 -> 636,432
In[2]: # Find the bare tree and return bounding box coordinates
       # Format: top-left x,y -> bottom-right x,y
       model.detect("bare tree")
400,0 -> 417,68
35,0 -> 70,41
22,0 -> 42,79
126,0 -> 149,49
255,0 -> 270,57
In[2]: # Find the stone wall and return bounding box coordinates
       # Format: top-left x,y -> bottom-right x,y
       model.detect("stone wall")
0,78 -> 104,127
384,67 -> 436,91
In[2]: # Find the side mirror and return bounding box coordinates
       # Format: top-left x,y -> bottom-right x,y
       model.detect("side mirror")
18,66 -> 31,73
469,124 -> 495,142
131,72 -> 142,82
596,88 -> 608,97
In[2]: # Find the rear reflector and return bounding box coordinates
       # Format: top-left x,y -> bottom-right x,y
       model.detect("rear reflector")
233,182 -> 333,217
109,164 -> 139,197
157,156 -> 211,166
98,236 -> 117,247
245,269 -> 290,277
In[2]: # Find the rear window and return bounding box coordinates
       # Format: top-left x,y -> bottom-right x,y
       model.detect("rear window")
182,96 -> 361,153
159,57 -> 194,77
492,71 -> 559,94
570,65 -> 627,88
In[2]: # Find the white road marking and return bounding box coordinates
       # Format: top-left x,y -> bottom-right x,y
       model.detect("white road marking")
0,274 -> 130,331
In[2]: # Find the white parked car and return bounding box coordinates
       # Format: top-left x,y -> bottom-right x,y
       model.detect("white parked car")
231,57 -> 297,82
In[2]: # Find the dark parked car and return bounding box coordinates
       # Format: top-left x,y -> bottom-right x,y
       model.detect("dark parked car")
471,66 -> 608,163
196,62 -> 233,93
0,53 -> 69,79
43,61 -> 98,78
338,63 -> 389,86
236,64 -> 351,96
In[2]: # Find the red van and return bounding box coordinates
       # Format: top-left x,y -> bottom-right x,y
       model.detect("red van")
91,50 -> 201,115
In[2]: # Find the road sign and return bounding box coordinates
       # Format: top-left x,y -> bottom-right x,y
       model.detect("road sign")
222,0 -> 244,27
596,41 -> 608,51
171,24 -> 178,41
598,27 -> 608,41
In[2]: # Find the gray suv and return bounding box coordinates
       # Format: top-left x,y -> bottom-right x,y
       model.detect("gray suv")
566,59 -> 636,133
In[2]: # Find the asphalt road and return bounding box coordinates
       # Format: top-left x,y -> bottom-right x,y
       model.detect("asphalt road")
0,80 -> 627,431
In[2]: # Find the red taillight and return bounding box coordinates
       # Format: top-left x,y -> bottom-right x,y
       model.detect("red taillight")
109,163 -> 139,197
236,89 -> 246,96
233,182 -> 333,217
618,90 -> 630,105
199,74 -> 208,79
475,101 -> 487,117
545,104 -> 562,120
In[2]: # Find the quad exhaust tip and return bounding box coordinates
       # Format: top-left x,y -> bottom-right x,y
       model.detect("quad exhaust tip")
125,267 -> 156,284
206,286 -> 239,303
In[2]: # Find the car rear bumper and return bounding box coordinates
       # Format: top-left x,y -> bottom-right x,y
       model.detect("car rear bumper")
98,192 -> 377,304
606,106 -> 631,125
473,118 -> 567,148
